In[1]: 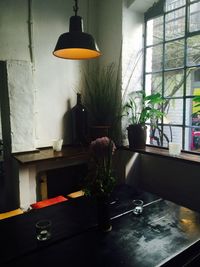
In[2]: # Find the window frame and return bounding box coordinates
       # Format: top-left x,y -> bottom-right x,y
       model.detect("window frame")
143,0 -> 200,151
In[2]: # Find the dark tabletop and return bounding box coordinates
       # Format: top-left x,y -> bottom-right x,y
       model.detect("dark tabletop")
1,184 -> 200,267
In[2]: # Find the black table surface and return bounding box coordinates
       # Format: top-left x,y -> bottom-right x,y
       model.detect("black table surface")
1,185 -> 200,267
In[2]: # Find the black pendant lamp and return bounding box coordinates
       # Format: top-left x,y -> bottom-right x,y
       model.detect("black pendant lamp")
53,0 -> 101,60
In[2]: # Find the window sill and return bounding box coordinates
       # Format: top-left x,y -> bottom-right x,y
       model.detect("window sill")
120,145 -> 200,165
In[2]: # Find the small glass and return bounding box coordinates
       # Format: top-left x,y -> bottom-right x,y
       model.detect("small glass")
168,142 -> 181,156
132,199 -> 144,215
52,139 -> 63,152
36,219 -> 52,241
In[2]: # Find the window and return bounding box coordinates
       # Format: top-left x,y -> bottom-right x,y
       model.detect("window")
144,0 -> 200,152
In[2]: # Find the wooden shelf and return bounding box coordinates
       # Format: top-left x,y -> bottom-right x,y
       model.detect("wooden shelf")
121,145 -> 200,165
13,144 -> 200,166
13,145 -> 89,165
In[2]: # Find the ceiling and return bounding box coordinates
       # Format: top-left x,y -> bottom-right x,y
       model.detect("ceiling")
127,0 -> 159,13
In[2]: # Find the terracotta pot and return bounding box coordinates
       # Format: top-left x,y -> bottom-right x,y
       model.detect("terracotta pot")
127,124 -> 147,149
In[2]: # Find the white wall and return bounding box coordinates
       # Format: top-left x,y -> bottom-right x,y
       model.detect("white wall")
32,0 -> 88,147
121,1 -> 145,142
122,2 -> 144,98
0,0 -> 152,152
140,154 -> 200,212
7,60 -> 35,152
122,0 -> 156,100
0,0 -> 91,151
96,0 -> 122,67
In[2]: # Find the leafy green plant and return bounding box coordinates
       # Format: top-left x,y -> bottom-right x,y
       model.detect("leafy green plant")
123,91 -> 165,125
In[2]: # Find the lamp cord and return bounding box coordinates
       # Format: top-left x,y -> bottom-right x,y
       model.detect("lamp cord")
73,0 -> 78,16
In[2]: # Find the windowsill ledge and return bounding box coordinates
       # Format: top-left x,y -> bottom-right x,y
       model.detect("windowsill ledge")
120,145 -> 200,165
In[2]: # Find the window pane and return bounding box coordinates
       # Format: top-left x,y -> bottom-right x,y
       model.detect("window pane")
145,73 -> 162,95
144,0 -> 200,152
163,126 -> 182,145
164,69 -> 184,97
189,2 -> 200,32
165,39 -> 184,69
166,0 -> 186,12
149,125 -> 182,147
164,98 -> 183,124
147,16 -> 163,46
186,95 -> 200,126
185,98 -> 193,126
148,125 -> 169,147
165,8 -> 185,41
146,45 -> 163,72
189,93 -> 200,127
186,68 -> 200,96
185,95 -> 200,151
185,127 -> 192,151
186,126 -> 200,151
146,125 -> 153,145
194,68 -> 200,82
187,35 -> 200,66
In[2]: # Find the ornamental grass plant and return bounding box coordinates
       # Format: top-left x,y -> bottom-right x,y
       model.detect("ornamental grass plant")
82,63 -> 121,143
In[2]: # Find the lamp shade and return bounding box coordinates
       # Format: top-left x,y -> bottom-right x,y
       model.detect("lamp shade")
53,16 -> 101,60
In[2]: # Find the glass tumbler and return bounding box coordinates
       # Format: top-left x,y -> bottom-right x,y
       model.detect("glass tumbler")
132,199 -> 144,215
36,219 -> 52,241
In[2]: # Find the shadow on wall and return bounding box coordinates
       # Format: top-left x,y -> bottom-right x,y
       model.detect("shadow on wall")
46,164 -> 88,198
139,154 -> 200,213
113,150 -> 141,187
62,98 -> 72,145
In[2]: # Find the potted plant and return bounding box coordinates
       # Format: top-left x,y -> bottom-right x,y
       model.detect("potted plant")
123,91 -> 165,149
83,136 -> 116,232
82,63 -> 121,142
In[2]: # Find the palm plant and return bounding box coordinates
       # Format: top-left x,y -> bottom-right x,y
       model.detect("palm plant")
123,91 -> 166,149
123,91 -> 165,125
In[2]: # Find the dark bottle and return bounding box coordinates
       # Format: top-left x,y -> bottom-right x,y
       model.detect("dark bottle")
71,93 -> 88,145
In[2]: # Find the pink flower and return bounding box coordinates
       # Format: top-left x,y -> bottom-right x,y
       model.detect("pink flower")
84,136 -> 116,197
90,136 -> 116,160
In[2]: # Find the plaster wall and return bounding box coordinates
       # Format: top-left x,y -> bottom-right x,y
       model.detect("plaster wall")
121,2 -> 144,142
0,0 -> 96,210
0,0 -> 91,151
0,0 -> 149,151
0,0 -> 153,210
122,4 -> 144,96
96,0 -> 122,67
139,154 -> 200,212
113,150 -> 141,186
7,60 -> 35,152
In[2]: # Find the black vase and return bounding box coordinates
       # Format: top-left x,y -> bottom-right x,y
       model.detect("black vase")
71,93 -> 88,145
96,196 -> 112,232
127,124 -> 147,149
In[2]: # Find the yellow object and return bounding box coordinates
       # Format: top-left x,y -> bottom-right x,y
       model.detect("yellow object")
67,190 -> 85,198
193,88 -> 200,114
53,48 -> 101,60
0,208 -> 23,220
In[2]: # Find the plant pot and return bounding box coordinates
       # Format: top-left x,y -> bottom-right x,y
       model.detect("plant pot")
127,124 -> 147,149
90,125 -> 111,141
96,196 -> 112,232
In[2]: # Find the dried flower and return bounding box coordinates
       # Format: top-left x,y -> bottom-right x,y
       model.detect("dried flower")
84,137 -> 116,197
